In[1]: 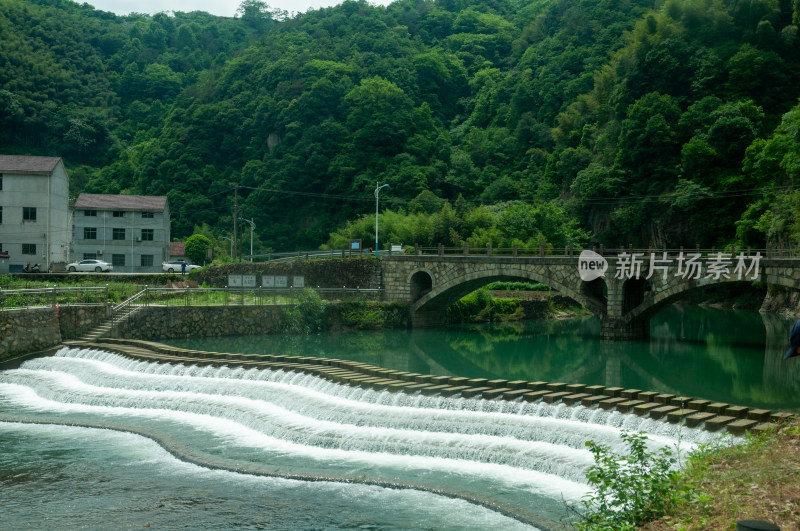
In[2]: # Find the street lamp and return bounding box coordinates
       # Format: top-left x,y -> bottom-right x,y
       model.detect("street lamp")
238,217 -> 255,262
374,182 -> 389,258
221,236 -> 233,257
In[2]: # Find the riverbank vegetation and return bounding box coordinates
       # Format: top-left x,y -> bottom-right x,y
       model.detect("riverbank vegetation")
644,420 -> 800,530
447,282 -> 588,323
575,420 -> 800,530
4,0 -> 800,253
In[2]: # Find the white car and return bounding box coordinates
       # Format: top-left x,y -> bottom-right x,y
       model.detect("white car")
68,259 -> 113,273
162,260 -> 202,273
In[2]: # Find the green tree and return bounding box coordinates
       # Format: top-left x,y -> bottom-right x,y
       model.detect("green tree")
184,234 -> 213,265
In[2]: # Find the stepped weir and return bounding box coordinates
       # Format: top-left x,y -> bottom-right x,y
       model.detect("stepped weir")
67,338 -> 793,434
2,341 -> 794,529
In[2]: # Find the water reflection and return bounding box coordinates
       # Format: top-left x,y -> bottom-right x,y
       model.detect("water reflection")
163,305 -> 800,411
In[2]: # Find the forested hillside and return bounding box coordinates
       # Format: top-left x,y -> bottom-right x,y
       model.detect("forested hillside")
2,0 -> 800,253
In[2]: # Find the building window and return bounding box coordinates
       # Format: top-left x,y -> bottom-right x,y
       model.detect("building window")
141,211 -> 154,218
84,210 -> 97,216
113,210 -> 124,218
23,207 -> 36,221
141,229 -> 154,241
112,254 -> 125,267
140,255 -> 154,267
84,227 -> 97,240
82,253 -> 97,260
112,228 -> 125,240
0,206 -> 2,224
0,175 -> 3,190
22,243 -> 36,255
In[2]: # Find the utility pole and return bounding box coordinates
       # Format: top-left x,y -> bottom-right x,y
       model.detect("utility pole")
238,217 -> 255,262
233,184 -> 238,260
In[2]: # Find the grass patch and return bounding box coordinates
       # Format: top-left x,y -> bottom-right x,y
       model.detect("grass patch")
573,421 -> 800,530
641,420 -> 800,530
484,281 -> 551,292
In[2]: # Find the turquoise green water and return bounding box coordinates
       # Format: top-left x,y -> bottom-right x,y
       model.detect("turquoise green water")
165,304 -> 800,412
0,305 -> 794,530
1,422 -> 533,530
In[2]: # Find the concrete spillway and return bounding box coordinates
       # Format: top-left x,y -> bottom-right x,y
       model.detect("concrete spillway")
0,342 -> 747,529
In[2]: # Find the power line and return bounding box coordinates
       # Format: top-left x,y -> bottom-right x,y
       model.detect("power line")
176,180 -> 790,217
577,184 -> 789,205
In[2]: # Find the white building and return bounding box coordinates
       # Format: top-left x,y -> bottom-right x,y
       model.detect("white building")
0,155 -> 71,272
72,194 -> 170,273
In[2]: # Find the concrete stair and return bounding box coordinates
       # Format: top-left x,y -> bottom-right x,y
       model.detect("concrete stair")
78,305 -> 141,342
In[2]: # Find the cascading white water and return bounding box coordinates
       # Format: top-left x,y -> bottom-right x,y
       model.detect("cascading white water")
0,347 -> 728,528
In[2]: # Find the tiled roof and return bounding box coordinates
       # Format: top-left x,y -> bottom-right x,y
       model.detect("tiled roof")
170,242 -> 186,257
74,193 -> 168,212
0,155 -> 62,174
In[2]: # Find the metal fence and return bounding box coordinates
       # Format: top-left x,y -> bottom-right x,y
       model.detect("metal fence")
137,287 -> 381,307
0,286 -> 109,310
0,285 -> 381,311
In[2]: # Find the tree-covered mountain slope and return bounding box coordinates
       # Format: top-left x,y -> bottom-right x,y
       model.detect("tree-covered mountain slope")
2,0 -> 799,252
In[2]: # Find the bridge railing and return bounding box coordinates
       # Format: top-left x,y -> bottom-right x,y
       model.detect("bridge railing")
239,244 -> 800,261
398,245 -> 797,258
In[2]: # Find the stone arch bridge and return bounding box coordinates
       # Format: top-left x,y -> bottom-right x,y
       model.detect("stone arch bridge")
380,251 -> 798,340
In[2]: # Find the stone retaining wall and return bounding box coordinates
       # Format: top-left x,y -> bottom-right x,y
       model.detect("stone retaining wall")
58,305 -> 109,340
117,306 -> 290,340
0,308 -> 62,362
116,302 -> 411,340
0,305 -> 110,362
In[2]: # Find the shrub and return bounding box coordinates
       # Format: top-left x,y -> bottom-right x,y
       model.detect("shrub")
341,306 -> 385,329
284,288 -> 328,334
576,431 -> 679,530
446,288 -> 522,322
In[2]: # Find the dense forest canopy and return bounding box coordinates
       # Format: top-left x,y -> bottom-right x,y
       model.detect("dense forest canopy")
2,0 -> 800,254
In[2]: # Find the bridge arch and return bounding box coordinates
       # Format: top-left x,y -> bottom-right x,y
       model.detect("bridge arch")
408,269 -> 434,302
621,277 -> 754,327
623,277 -> 651,314
410,266 -> 604,318
580,277 -> 608,310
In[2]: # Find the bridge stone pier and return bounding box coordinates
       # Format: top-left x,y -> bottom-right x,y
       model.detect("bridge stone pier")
381,252 -> 797,340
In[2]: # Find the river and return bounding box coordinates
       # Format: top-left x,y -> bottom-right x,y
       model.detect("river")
0,304 -> 796,529
164,304 -> 800,412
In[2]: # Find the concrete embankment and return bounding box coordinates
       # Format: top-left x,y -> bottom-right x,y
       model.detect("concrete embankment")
70,338 -> 795,435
